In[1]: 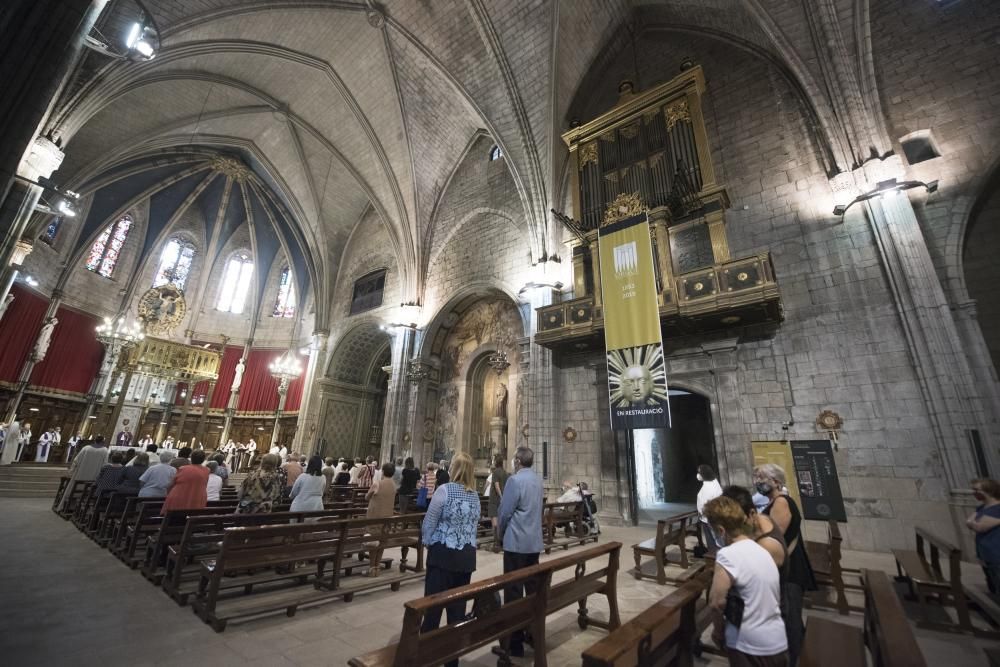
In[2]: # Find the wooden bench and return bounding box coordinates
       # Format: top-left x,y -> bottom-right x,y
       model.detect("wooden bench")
892,526 -> 977,634
109,495 -> 164,555
162,507 -> 367,605
800,568 -> 927,667
93,491 -> 138,545
51,476 -> 70,513
141,504 -> 239,583
192,515 -> 425,631
631,511 -> 703,585
805,519 -> 862,615
349,555 -> 553,667
56,480 -> 91,518
315,513 -> 426,593
350,541 -> 624,667
581,566 -> 712,667
543,501 -> 598,554
117,499 -> 165,566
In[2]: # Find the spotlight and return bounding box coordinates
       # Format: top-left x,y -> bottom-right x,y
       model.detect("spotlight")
831,177 -> 939,217
25,276 -> 39,287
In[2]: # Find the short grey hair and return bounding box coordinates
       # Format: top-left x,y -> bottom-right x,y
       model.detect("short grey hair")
753,463 -> 786,486
206,460 -> 219,471
515,446 -> 534,468
159,451 -> 174,463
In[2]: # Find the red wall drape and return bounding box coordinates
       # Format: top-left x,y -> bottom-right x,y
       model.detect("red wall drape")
210,346 -> 242,409
30,305 -> 104,393
237,348 -> 282,412
285,368 -> 307,411
0,285 -> 48,382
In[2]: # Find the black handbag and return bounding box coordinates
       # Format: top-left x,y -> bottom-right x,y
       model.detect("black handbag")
723,589 -> 744,628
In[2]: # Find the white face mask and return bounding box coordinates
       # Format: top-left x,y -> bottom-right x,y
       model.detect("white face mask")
696,473 -> 703,482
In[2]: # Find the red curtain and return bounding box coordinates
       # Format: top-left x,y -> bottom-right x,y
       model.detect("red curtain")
284,364 -> 307,411
237,348 -> 282,412
0,285 -> 48,382
210,346 -> 242,409
30,305 -> 104,393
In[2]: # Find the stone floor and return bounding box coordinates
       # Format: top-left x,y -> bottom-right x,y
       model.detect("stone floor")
1,498 -> 997,666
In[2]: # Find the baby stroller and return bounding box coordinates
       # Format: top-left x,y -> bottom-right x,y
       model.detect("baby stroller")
578,482 -> 601,536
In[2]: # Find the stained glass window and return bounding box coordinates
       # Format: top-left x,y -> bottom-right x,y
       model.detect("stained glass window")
42,217 -> 62,245
153,237 -> 196,289
489,145 -> 503,161
217,253 -> 253,314
86,214 -> 132,278
273,266 -> 296,317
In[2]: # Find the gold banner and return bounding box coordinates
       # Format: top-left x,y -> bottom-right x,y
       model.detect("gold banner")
599,214 -> 670,430
751,440 -> 802,509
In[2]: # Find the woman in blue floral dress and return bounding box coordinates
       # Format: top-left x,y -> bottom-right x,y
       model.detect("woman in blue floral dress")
420,451 -> 481,665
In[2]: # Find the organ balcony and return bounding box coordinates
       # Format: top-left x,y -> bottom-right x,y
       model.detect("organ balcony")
536,66 -> 783,352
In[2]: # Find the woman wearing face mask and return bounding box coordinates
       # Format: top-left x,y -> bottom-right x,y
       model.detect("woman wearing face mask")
696,464 -> 724,554
966,478 -> 1000,598
752,463 -> 815,667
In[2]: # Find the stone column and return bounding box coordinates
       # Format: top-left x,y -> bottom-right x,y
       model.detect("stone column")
220,342 -> 252,447
156,401 -> 174,443
380,327 -> 416,463
271,378 -> 290,450
108,366 -> 135,438
0,0 -> 104,208
290,330 -> 329,455
175,384 -> 195,445
195,381 -> 217,449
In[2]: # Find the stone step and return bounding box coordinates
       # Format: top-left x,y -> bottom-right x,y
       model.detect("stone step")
0,488 -> 54,497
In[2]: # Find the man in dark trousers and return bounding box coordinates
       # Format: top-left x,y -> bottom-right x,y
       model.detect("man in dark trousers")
496,446 -> 543,657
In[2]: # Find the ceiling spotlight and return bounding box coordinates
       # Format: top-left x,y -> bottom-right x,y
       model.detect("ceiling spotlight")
84,2 -> 160,62
25,276 -> 39,287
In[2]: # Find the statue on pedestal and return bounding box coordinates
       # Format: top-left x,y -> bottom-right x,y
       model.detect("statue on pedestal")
32,316 -> 58,362
232,358 -> 246,391
493,382 -> 508,418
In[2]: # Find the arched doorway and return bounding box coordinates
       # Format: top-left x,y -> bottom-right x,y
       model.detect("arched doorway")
634,387 -> 718,521
319,324 -> 392,460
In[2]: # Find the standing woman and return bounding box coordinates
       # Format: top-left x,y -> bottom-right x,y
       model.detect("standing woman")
966,478 -> 1000,597
417,461 -> 438,507
237,453 -> 284,513
161,450 -> 209,515
290,455 -> 327,512
487,454 -> 509,553
420,452 -> 481,667
753,463 -> 815,667
704,496 -> 787,667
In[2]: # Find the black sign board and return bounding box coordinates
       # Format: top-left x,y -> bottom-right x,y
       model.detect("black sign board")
790,440 -> 847,522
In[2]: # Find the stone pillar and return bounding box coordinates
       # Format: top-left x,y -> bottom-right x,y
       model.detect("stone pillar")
175,384 -> 195,444
220,342 -> 252,447
108,366 -> 135,439
951,299 -> 1000,469
155,401 -> 174,443
271,378 -> 290,450
0,0 -> 104,208
291,330 -> 329,455
526,287 -> 555,487
380,327 -> 416,463
195,381 -> 217,449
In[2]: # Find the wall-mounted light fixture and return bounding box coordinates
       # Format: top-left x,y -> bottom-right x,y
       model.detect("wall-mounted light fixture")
83,0 -> 160,62
13,174 -> 79,217
832,178 -> 938,217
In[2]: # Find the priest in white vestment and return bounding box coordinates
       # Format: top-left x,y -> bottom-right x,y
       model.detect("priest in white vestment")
64,433 -> 82,463
35,428 -> 56,462
0,420 -> 21,465
17,423 -> 32,462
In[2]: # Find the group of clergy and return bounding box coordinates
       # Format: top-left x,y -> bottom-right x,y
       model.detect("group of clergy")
219,438 -> 258,472
0,421 -> 79,464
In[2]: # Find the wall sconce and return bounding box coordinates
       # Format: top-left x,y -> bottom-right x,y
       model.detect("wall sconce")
13,174 -> 79,217
832,178 -> 938,217
519,256 -> 564,294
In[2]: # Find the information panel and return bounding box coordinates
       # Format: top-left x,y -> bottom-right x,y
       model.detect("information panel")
789,439 -> 847,522
751,440 -> 801,509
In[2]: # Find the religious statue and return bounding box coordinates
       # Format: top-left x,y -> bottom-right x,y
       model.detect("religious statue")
0,293 -> 14,324
493,382 -> 508,418
232,357 -> 246,391
32,316 -> 58,362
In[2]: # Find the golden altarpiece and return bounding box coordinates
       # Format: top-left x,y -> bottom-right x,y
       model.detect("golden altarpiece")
538,66 -> 782,351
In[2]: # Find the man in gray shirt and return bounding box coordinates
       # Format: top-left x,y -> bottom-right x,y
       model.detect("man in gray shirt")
497,446 -> 543,657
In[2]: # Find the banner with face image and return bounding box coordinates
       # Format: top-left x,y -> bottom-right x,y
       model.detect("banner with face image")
598,213 -> 671,430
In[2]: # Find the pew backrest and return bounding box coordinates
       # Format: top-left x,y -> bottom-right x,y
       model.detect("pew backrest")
864,569 -> 927,667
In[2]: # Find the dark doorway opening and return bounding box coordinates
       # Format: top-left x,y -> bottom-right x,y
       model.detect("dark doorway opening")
633,388 -> 717,523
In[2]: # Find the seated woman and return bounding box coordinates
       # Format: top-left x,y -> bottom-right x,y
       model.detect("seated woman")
704,496 -> 788,667
290,455 -> 326,512
93,452 -> 126,498
237,453 -> 284,513
114,452 -> 149,495
139,451 -> 176,497
205,460 -> 223,501
333,461 -> 351,486
161,450 -> 209,515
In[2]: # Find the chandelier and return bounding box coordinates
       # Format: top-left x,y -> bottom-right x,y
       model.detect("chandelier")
95,316 -> 144,352
487,349 -> 510,375
269,349 -> 303,392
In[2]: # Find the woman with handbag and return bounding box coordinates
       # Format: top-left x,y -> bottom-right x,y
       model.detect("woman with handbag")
419,452 -> 481,667
704,496 -> 787,667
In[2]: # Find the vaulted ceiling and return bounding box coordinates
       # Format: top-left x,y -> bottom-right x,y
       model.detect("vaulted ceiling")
43,0 -> 883,331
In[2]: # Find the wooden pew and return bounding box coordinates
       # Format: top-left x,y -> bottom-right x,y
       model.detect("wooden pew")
315,513 -> 426,594
71,483 -> 98,528
118,499 -> 165,566
57,480 -> 91,519
631,510 -> 703,585
140,503 -> 239,583
350,541 -> 624,667
805,520 -> 862,615
191,514 -> 425,632
800,569 -> 928,667
162,507 -> 367,605
51,476 -> 70,513
93,492 -> 138,545
109,495 -> 164,555
543,501 -> 598,554
581,567 -> 712,667
892,526 -> 983,635
349,563 -> 553,667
